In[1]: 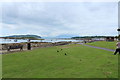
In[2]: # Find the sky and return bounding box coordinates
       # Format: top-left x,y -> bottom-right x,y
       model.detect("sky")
0,2 -> 118,38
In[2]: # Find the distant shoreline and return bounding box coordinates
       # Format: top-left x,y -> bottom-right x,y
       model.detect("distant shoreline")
0,38 -> 82,44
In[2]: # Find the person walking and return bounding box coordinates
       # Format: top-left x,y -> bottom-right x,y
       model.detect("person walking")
114,41 -> 120,55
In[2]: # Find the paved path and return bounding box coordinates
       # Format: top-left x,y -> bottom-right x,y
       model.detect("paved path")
78,43 -> 115,52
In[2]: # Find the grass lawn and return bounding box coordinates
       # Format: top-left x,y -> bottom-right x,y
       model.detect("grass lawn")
2,43 -> 118,78
86,41 -> 116,50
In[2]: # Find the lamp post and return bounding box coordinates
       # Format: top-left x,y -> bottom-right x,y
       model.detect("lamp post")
118,2 -> 120,41
117,28 -> 120,41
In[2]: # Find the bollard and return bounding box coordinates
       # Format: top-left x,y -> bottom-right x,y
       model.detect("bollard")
27,42 -> 31,50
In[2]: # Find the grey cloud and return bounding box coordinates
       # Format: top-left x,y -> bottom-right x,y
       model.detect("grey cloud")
1,2 -> 118,37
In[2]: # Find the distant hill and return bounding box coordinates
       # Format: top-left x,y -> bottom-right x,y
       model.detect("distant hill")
5,35 -> 42,39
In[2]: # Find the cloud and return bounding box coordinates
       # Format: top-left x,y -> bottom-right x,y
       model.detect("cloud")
1,2 -> 118,37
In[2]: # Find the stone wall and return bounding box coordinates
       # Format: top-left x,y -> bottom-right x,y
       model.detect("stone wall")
0,41 -> 72,50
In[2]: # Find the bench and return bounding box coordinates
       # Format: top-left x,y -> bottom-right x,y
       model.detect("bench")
7,44 -> 23,51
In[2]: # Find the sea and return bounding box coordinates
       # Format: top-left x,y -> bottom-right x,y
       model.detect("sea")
0,38 -> 83,44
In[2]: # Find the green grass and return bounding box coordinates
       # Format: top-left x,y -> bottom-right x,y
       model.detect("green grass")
2,44 -> 118,78
86,41 -> 116,50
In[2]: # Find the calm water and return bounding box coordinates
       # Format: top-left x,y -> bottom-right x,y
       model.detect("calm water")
0,39 -> 83,44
